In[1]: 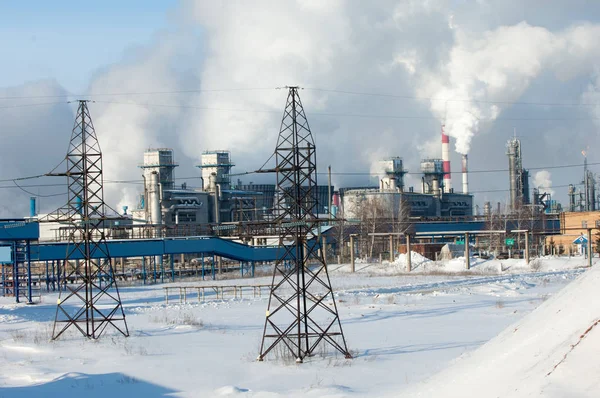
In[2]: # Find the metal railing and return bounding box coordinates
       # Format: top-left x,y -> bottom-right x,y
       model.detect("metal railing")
164,284 -> 271,304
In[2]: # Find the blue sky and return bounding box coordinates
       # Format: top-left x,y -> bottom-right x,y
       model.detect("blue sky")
0,0 -> 178,93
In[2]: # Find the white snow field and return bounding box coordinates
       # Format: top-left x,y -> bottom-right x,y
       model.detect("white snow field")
0,255 -> 596,397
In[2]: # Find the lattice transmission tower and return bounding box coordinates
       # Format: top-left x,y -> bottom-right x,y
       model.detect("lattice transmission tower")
258,87 -> 350,363
50,100 -> 129,340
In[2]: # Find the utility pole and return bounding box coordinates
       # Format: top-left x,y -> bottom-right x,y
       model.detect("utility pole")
328,165 -> 332,221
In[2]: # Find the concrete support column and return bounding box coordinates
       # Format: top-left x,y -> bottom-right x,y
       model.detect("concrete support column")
218,256 -> 222,274
350,235 -> 356,273
170,254 -> 175,281
141,257 -> 147,285
322,236 -> 327,265
464,232 -> 470,270
160,255 -> 164,283
525,231 -> 530,265
406,234 -> 412,272
588,228 -> 593,268
389,235 -> 394,262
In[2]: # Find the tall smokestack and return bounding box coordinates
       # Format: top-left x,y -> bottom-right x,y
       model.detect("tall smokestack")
442,125 -> 451,192
462,154 -> 468,194
149,171 -> 162,226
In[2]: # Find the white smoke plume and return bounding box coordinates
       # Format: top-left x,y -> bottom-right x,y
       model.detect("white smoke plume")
412,22 -> 600,155
4,1 -> 600,215
533,170 -> 555,197
0,80 -> 73,217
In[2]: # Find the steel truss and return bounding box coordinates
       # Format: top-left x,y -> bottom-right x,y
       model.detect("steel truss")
258,87 -> 350,362
50,100 -> 129,339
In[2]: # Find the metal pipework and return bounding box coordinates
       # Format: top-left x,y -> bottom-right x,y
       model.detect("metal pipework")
30,197 -> 36,218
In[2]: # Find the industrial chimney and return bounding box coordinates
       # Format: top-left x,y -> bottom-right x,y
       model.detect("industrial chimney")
148,171 -> 162,225
441,126 -> 451,192
461,154 -> 468,194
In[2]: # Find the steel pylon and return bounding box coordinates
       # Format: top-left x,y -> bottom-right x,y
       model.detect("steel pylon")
50,100 -> 129,340
258,87 -> 350,363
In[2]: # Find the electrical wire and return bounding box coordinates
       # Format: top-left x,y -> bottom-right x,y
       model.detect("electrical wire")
0,101 -> 68,110
89,99 -> 600,121
227,161 -> 600,178
0,87 -> 276,100
0,174 -> 46,183
1,159 -> 597,190
93,99 -> 280,115
12,179 -> 66,198
1,86 -> 599,108
304,87 -> 600,108
468,184 -> 573,194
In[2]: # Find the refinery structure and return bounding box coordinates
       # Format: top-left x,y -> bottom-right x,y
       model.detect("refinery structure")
129,128 -> 478,230
0,87 -> 598,338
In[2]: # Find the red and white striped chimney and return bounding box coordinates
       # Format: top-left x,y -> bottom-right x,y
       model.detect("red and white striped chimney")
461,154 -> 468,194
441,125 -> 451,192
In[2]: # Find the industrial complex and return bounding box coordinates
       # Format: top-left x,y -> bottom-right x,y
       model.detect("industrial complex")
0,88 -> 598,348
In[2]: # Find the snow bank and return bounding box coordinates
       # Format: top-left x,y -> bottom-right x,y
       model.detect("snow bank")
329,255 -> 593,276
404,264 -> 600,397
393,251 -> 431,269
214,385 -> 249,395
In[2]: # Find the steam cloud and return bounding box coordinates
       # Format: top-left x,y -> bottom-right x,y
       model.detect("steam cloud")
2,1 -> 600,215
533,170 -> 555,197
414,22 -> 600,155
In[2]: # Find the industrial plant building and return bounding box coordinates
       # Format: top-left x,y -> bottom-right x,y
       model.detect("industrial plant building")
128,130 -> 598,233
132,148 -> 209,227
545,211 -> 600,254
341,157 -> 473,219
340,130 -> 473,220
131,149 -> 335,228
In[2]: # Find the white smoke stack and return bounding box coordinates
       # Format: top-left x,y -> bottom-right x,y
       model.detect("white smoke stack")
462,154 -> 468,194
442,125 -> 451,192
148,171 -> 162,225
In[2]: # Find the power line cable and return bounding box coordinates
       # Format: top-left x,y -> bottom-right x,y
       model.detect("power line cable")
91,99 -> 600,121
0,101 -> 68,110
1,160 -> 598,187
12,179 -> 66,198
0,87 -> 276,100
304,88 -> 600,108
1,86 -> 599,108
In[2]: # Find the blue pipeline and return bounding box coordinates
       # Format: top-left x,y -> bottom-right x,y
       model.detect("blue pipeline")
30,236 -> 301,263
30,197 -> 36,218
75,196 -> 83,214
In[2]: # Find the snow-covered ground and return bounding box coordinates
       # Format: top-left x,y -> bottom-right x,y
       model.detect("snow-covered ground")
0,255 -> 596,397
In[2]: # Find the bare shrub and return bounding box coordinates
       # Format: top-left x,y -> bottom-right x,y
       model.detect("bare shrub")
495,300 -> 505,309
10,330 -> 26,342
181,313 -> 204,327
150,310 -> 204,328
530,259 -> 543,271
32,323 -> 53,345
269,339 -> 299,365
